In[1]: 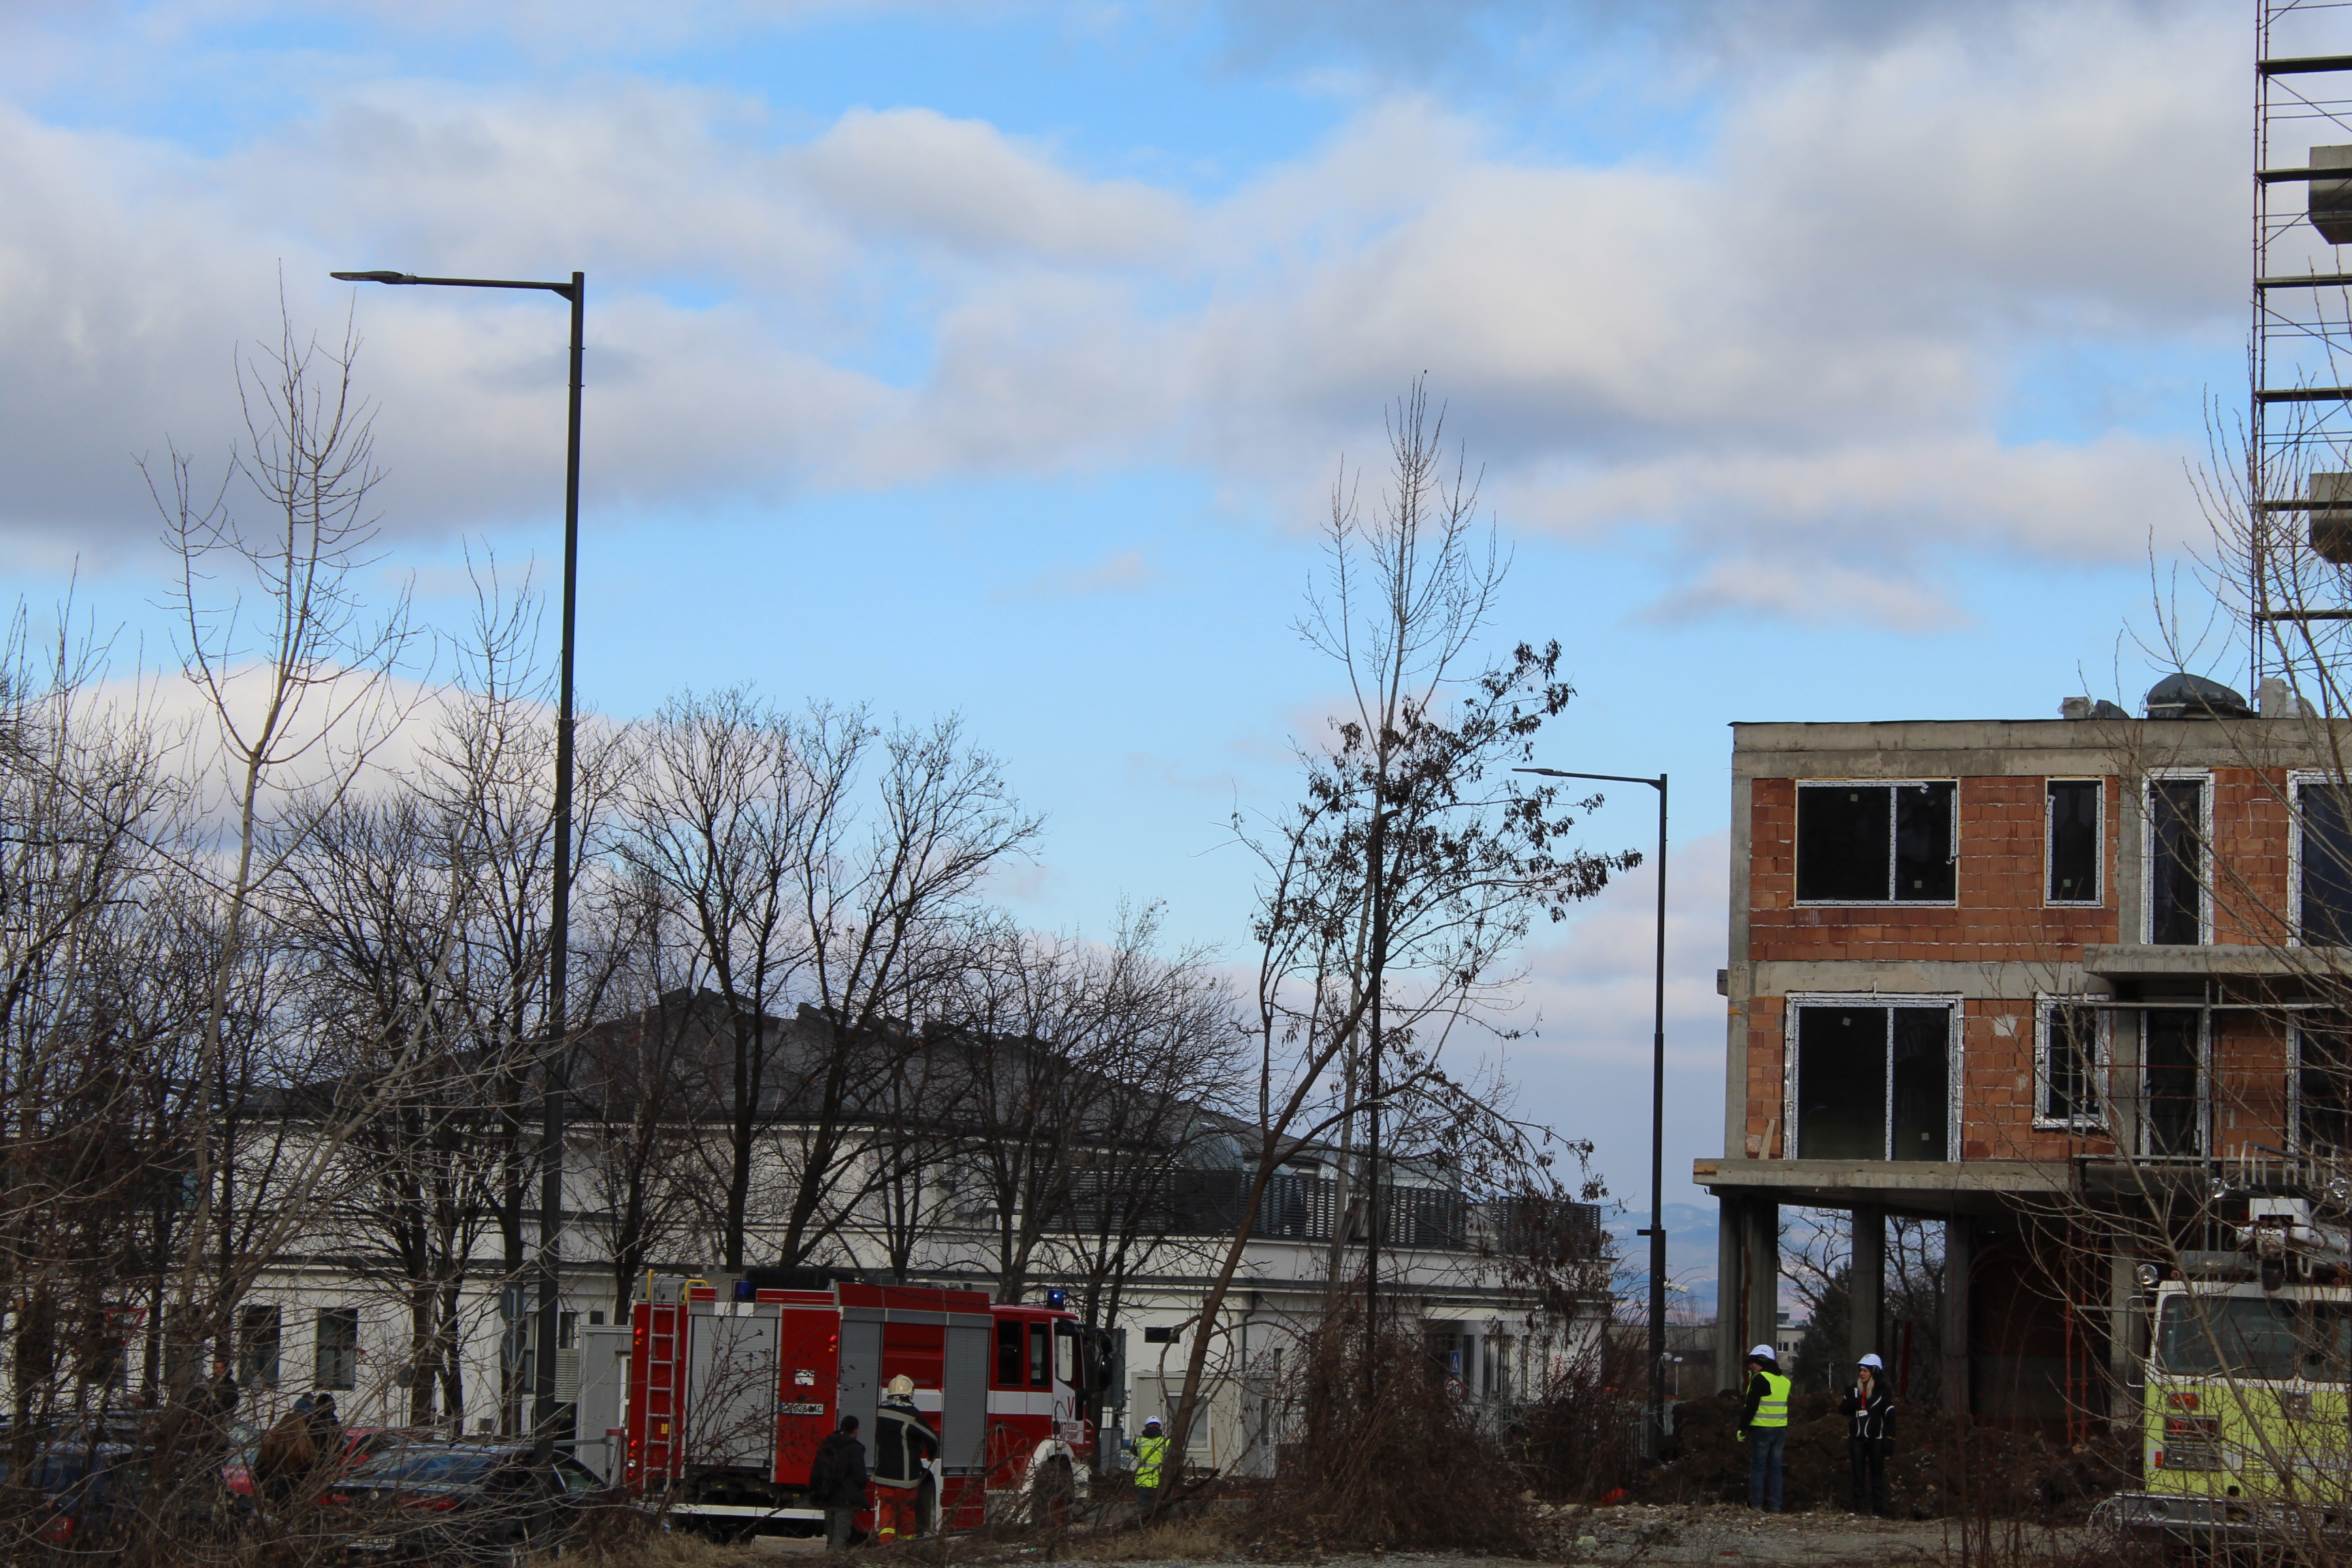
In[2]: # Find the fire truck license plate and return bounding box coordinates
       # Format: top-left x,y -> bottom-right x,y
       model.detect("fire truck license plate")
778,1402 -> 826,1416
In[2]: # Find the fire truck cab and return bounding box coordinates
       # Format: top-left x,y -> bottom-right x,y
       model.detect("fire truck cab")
615,1275 -> 1113,1535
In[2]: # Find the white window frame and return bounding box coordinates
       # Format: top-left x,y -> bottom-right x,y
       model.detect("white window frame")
1793,779 -> 1960,908
2043,777 -> 2104,908
2033,994 -> 2110,1130
2291,1016 -> 2352,1153
2142,770 -> 2214,945
2135,1005 -> 2209,1159
1780,992 -> 1963,1162
2288,770 -> 2352,948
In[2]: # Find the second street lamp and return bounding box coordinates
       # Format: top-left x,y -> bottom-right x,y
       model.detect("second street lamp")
1515,765 -> 1671,1450
332,268 -> 583,1463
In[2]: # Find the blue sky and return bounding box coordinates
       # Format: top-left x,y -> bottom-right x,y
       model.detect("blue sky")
0,0 -> 2255,1258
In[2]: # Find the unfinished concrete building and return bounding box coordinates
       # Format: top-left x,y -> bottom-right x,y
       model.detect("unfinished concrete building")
1699,681 -> 2352,1431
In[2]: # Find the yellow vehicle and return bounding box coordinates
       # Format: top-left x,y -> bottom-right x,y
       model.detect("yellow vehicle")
2114,1199 -> 2352,1550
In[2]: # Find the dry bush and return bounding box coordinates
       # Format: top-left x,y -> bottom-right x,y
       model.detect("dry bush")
1509,1320 -> 1646,1501
1245,1309 -> 1532,1553
1633,1388 -> 2134,1521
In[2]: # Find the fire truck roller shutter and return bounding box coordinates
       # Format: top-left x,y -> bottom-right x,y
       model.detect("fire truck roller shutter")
943,1322 -> 990,1471
686,1301 -> 783,1469
840,1315 -> 883,1451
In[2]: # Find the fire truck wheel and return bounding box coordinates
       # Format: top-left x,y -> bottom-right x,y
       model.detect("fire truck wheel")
1028,1459 -> 1074,1528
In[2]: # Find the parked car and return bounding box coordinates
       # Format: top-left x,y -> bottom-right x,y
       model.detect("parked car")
329,1443 -> 608,1561
0,1440 -> 142,1548
222,1424 -> 414,1499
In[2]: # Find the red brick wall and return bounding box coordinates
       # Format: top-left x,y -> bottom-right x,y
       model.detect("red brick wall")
1744,769 -> 2300,1163
1748,777 -> 2121,964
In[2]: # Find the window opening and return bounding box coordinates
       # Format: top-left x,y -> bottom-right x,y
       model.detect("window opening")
1889,1008 -> 1950,1158
996,1319 -> 1022,1386
1028,1322 -> 1050,1389
2039,1002 -> 2103,1125
2301,781 -> 2352,946
1054,1322 -> 1077,1388
238,1304 -> 281,1390
316,1308 -> 358,1392
2143,1009 -> 2204,1156
2302,1017 -> 2352,1155
2046,780 -> 2101,904
2149,778 -> 2206,943
1796,783 -> 1955,903
1793,1002 -> 1953,1160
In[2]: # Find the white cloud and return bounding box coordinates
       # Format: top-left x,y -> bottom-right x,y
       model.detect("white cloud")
0,0 -> 2253,627
992,545 -> 1161,602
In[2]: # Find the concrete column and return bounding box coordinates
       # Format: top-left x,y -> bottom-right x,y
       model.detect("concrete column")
1941,1214 -> 1973,1419
2108,1230 -> 2143,1422
1744,1198 -> 1782,1367
1850,1205 -> 1886,1369
1714,1193 -> 1746,1392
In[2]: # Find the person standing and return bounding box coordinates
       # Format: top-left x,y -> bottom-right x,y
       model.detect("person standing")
871,1376 -> 938,1541
1839,1353 -> 1895,1517
1735,1345 -> 1791,1514
810,1416 -> 870,1552
1133,1418 -> 1166,1504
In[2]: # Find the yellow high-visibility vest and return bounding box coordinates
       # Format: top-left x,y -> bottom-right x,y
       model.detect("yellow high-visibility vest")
1135,1435 -> 1167,1487
1752,1371 -> 1792,1428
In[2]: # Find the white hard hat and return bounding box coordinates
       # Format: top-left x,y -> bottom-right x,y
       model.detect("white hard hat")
1746,1344 -> 1776,1360
886,1375 -> 915,1396
1857,1354 -> 1883,1370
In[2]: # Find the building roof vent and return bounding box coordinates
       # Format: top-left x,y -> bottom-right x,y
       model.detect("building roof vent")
2146,672 -> 2255,720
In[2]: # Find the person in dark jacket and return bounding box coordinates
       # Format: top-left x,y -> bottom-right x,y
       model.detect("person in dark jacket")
1735,1345 -> 1791,1513
1838,1353 -> 1896,1516
810,1416 -> 870,1551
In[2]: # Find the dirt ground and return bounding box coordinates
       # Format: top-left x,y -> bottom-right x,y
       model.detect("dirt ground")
733,1501 -> 2076,1568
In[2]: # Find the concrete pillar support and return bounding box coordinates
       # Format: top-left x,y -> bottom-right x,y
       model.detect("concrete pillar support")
1942,1214 -> 1973,1419
2108,1223 -> 2144,1422
1714,1194 -> 1746,1393
1744,1198 -> 1781,1367
1850,1205 -> 1886,1369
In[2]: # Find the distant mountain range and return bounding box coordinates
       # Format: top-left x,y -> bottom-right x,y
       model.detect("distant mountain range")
1601,1200 -> 1719,1318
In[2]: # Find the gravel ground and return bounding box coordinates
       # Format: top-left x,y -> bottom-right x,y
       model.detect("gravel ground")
1537,1501 -> 1956,1564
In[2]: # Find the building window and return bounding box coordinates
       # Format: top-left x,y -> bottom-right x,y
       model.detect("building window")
2146,777 -> 2207,944
2300,1018 -> 2352,1155
2036,1000 -> 2106,1126
238,1304 -> 281,1390
2296,778 -> 2352,946
2142,1009 -> 2205,1156
314,1309 -> 358,1392
2046,780 -> 2102,905
1790,1000 -> 1953,1160
1795,782 -> 1957,904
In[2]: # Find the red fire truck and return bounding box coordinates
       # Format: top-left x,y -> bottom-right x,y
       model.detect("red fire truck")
614,1274 -> 1116,1535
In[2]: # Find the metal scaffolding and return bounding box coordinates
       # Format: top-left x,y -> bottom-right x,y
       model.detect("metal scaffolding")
2251,2 -> 2352,681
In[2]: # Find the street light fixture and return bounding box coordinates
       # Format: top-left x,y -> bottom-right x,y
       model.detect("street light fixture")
1514,766 -> 1671,1448
333,267 -> 584,1465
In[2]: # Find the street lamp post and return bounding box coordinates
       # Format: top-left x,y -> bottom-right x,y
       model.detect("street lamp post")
1514,766 -> 1671,1448
332,270 -> 583,1464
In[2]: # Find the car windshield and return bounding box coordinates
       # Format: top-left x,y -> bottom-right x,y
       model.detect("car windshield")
2157,1294 -> 2352,1380
348,1447 -> 504,1486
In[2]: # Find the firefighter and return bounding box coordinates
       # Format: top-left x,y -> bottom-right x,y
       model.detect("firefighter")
1134,1418 -> 1166,1501
1840,1353 -> 1895,1517
810,1416 -> 870,1552
1735,1345 -> 1791,1514
871,1375 -> 938,1541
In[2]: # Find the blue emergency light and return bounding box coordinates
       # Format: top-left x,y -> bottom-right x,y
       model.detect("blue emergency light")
1045,1288 -> 1066,1309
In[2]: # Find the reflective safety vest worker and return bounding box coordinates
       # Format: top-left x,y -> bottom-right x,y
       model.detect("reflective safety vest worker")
1752,1371 -> 1793,1429
1135,1435 -> 1167,1488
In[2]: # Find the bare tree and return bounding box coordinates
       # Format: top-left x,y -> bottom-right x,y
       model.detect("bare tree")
1164,381 -> 1631,1481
